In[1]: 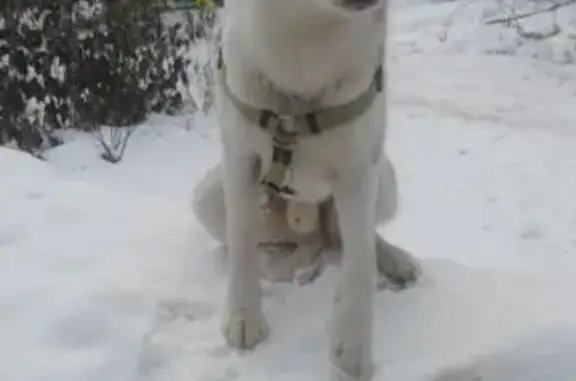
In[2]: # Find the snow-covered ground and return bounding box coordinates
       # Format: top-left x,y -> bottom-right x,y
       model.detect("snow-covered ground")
2,1 -> 576,380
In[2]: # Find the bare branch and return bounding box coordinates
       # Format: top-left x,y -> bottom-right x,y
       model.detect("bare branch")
485,0 -> 576,25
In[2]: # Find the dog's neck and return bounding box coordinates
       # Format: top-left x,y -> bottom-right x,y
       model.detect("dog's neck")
221,1 -> 386,113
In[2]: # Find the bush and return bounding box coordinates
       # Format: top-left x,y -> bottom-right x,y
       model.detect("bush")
0,0 -> 194,156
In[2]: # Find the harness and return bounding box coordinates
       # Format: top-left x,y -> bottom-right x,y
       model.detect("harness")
216,49 -> 384,199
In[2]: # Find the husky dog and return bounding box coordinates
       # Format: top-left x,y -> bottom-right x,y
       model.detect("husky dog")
192,0 -> 421,379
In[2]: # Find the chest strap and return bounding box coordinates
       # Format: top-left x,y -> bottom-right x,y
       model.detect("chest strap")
216,49 -> 384,198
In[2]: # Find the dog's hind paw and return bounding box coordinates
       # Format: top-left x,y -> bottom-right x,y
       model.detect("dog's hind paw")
221,307 -> 269,350
376,236 -> 421,290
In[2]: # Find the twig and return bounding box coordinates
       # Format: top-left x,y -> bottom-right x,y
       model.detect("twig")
485,0 -> 576,25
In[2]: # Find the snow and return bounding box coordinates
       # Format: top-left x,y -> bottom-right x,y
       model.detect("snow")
2,1 -> 576,381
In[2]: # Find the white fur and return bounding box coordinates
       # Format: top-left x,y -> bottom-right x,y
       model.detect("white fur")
195,1 -> 414,379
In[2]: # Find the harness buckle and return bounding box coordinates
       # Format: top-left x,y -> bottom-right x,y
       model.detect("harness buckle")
260,114 -> 299,197
270,114 -> 298,147
275,114 -> 297,133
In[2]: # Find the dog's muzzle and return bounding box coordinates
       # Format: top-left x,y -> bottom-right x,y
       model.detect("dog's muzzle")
339,0 -> 379,11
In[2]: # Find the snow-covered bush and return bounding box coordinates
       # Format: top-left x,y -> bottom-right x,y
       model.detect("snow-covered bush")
0,0 -> 195,156
170,0 -> 222,115
0,2 -> 70,153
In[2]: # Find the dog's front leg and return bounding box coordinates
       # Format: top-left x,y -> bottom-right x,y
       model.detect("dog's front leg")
221,146 -> 268,350
330,165 -> 378,381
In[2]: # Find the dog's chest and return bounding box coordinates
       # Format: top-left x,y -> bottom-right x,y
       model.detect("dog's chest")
259,145 -> 332,203
249,129 -> 335,203
240,104 -> 382,205
278,164 -> 331,203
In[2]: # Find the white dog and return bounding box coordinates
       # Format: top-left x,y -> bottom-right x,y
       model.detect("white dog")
192,0 -> 421,379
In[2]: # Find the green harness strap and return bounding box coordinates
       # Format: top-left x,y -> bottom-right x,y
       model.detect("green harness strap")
216,49 -> 383,198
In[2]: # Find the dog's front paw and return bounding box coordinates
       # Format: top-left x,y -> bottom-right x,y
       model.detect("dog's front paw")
330,333 -> 374,381
376,236 -> 421,290
222,307 -> 269,350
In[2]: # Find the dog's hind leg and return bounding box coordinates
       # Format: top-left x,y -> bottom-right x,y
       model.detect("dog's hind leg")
373,156 -> 421,288
329,165 -> 378,381
374,234 -> 421,290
